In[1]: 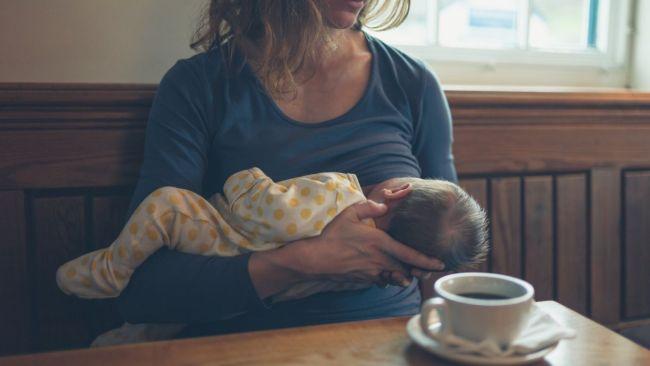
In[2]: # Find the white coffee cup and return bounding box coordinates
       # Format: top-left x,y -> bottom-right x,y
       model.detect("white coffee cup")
420,272 -> 534,347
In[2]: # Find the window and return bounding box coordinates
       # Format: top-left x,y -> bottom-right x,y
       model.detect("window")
369,0 -> 633,87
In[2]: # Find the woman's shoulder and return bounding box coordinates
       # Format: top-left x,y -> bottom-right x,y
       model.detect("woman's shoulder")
160,45 -> 229,88
365,32 -> 442,94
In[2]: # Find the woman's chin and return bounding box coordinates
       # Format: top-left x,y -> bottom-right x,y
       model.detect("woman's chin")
327,12 -> 361,29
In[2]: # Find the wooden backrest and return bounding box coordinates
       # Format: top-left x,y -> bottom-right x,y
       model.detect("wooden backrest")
1,84 -> 649,355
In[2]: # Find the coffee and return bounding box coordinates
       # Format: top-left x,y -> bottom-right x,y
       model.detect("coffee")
421,273 -> 535,346
457,292 -> 511,300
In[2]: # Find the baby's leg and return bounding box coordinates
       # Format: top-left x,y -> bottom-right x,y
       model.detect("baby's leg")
56,187 -> 237,299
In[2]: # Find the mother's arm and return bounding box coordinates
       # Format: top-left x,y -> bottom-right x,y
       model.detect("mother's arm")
117,62 -> 276,322
412,68 -> 457,183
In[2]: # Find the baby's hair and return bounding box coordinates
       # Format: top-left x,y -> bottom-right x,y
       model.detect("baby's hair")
387,179 -> 489,271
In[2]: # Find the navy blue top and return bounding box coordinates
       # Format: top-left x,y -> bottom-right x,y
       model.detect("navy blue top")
117,32 -> 457,332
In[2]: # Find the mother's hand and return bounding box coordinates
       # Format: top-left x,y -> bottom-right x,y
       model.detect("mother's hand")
249,200 -> 444,299
300,200 -> 445,286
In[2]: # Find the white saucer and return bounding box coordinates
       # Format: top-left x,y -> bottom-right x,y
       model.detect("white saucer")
406,315 -> 558,365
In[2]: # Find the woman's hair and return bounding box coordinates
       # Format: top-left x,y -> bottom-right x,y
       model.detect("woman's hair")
190,0 -> 410,98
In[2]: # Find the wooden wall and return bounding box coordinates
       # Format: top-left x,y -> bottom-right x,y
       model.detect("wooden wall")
1,84 -> 650,355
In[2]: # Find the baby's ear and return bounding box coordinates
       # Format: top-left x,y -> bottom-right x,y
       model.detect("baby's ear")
383,183 -> 412,202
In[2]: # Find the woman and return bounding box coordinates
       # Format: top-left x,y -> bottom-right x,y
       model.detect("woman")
117,0 -> 455,335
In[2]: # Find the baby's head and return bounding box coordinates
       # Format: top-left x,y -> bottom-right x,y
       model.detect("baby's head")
368,178 -> 489,271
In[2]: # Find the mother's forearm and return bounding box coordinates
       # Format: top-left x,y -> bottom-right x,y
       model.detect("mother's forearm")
248,237 -> 320,299
117,248 -> 269,324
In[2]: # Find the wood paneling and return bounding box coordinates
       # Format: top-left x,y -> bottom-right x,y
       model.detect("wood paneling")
556,175 -> 588,315
453,124 -> 650,174
490,178 -> 522,277
0,129 -> 145,190
590,168 -> 622,326
32,196 -> 90,351
0,192 -> 30,355
459,178 -> 489,272
523,176 -> 554,301
2,84 -> 650,355
624,171 -> 650,319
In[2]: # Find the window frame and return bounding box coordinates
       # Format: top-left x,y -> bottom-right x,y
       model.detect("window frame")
375,0 -> 633,72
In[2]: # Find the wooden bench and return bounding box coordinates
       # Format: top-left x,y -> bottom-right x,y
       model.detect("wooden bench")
1,84 -> 649,355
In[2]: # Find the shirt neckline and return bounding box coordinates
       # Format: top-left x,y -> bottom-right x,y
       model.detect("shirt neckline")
246,31 -> 378,129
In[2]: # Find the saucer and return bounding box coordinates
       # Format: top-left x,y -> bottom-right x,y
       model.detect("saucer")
406,315 -> 558,365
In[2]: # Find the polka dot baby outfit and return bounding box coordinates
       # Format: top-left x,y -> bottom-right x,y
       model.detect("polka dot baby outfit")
56,167 -> 370,300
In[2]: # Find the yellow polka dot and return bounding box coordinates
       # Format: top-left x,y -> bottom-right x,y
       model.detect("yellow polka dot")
152,189 -> 162,197
162,212 -> 174,227
279,186 -> 288,193
314,194 -> 325,205
147,203 -> 156,214
169,194 -> 182,205
118,245 -> 127,259
300,208 -> 312,220
66,267 -> 77,278
252,193 -> 260,202
286,223 -> 297,236
106,251 -> 113,262
256,183 -> 266,192
274,209 -> 285,220
217,242 -> 229,253
209,228 -> 218,239
81,257 -> 89,266
289,198 -> 299,207
223,226 -> 231,235
301,187 -> 311,197
188,228 -> 198,241
198,200 -> 208,209
244,182 -> 253,190
314,220 -> 325,231
326,181 -> 337,191
348,185 -> 357,193
327,207 -> 337,217
336,194 -> 343,203
100,268 -> 108,279
266,195 -> 274,205
245,203 -> 253,210
199,243 -> 210,253
91,260 -> 97,271
257,207 -> 264,217
231,184 -> 241,193
133,249 -> 144,261
239,238 -> 252,248
146,227 -> 159,240
115,271 -> 126,281
81,278 -> 93,288
190,202 -> 200,213
238,172 -> 248,180
243,213 -> 252,221
180,215 -> 189,224
129,222 -> 139,235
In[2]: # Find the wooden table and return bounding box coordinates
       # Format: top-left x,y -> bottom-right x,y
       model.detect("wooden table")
1,301 -> 648,366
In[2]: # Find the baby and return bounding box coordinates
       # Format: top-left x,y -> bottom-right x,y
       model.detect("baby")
56,167 -> 488,345
57,167 -> 488,302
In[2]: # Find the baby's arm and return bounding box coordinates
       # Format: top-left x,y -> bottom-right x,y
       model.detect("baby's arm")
56,187 -> 241,299
223,168 -> 368,244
